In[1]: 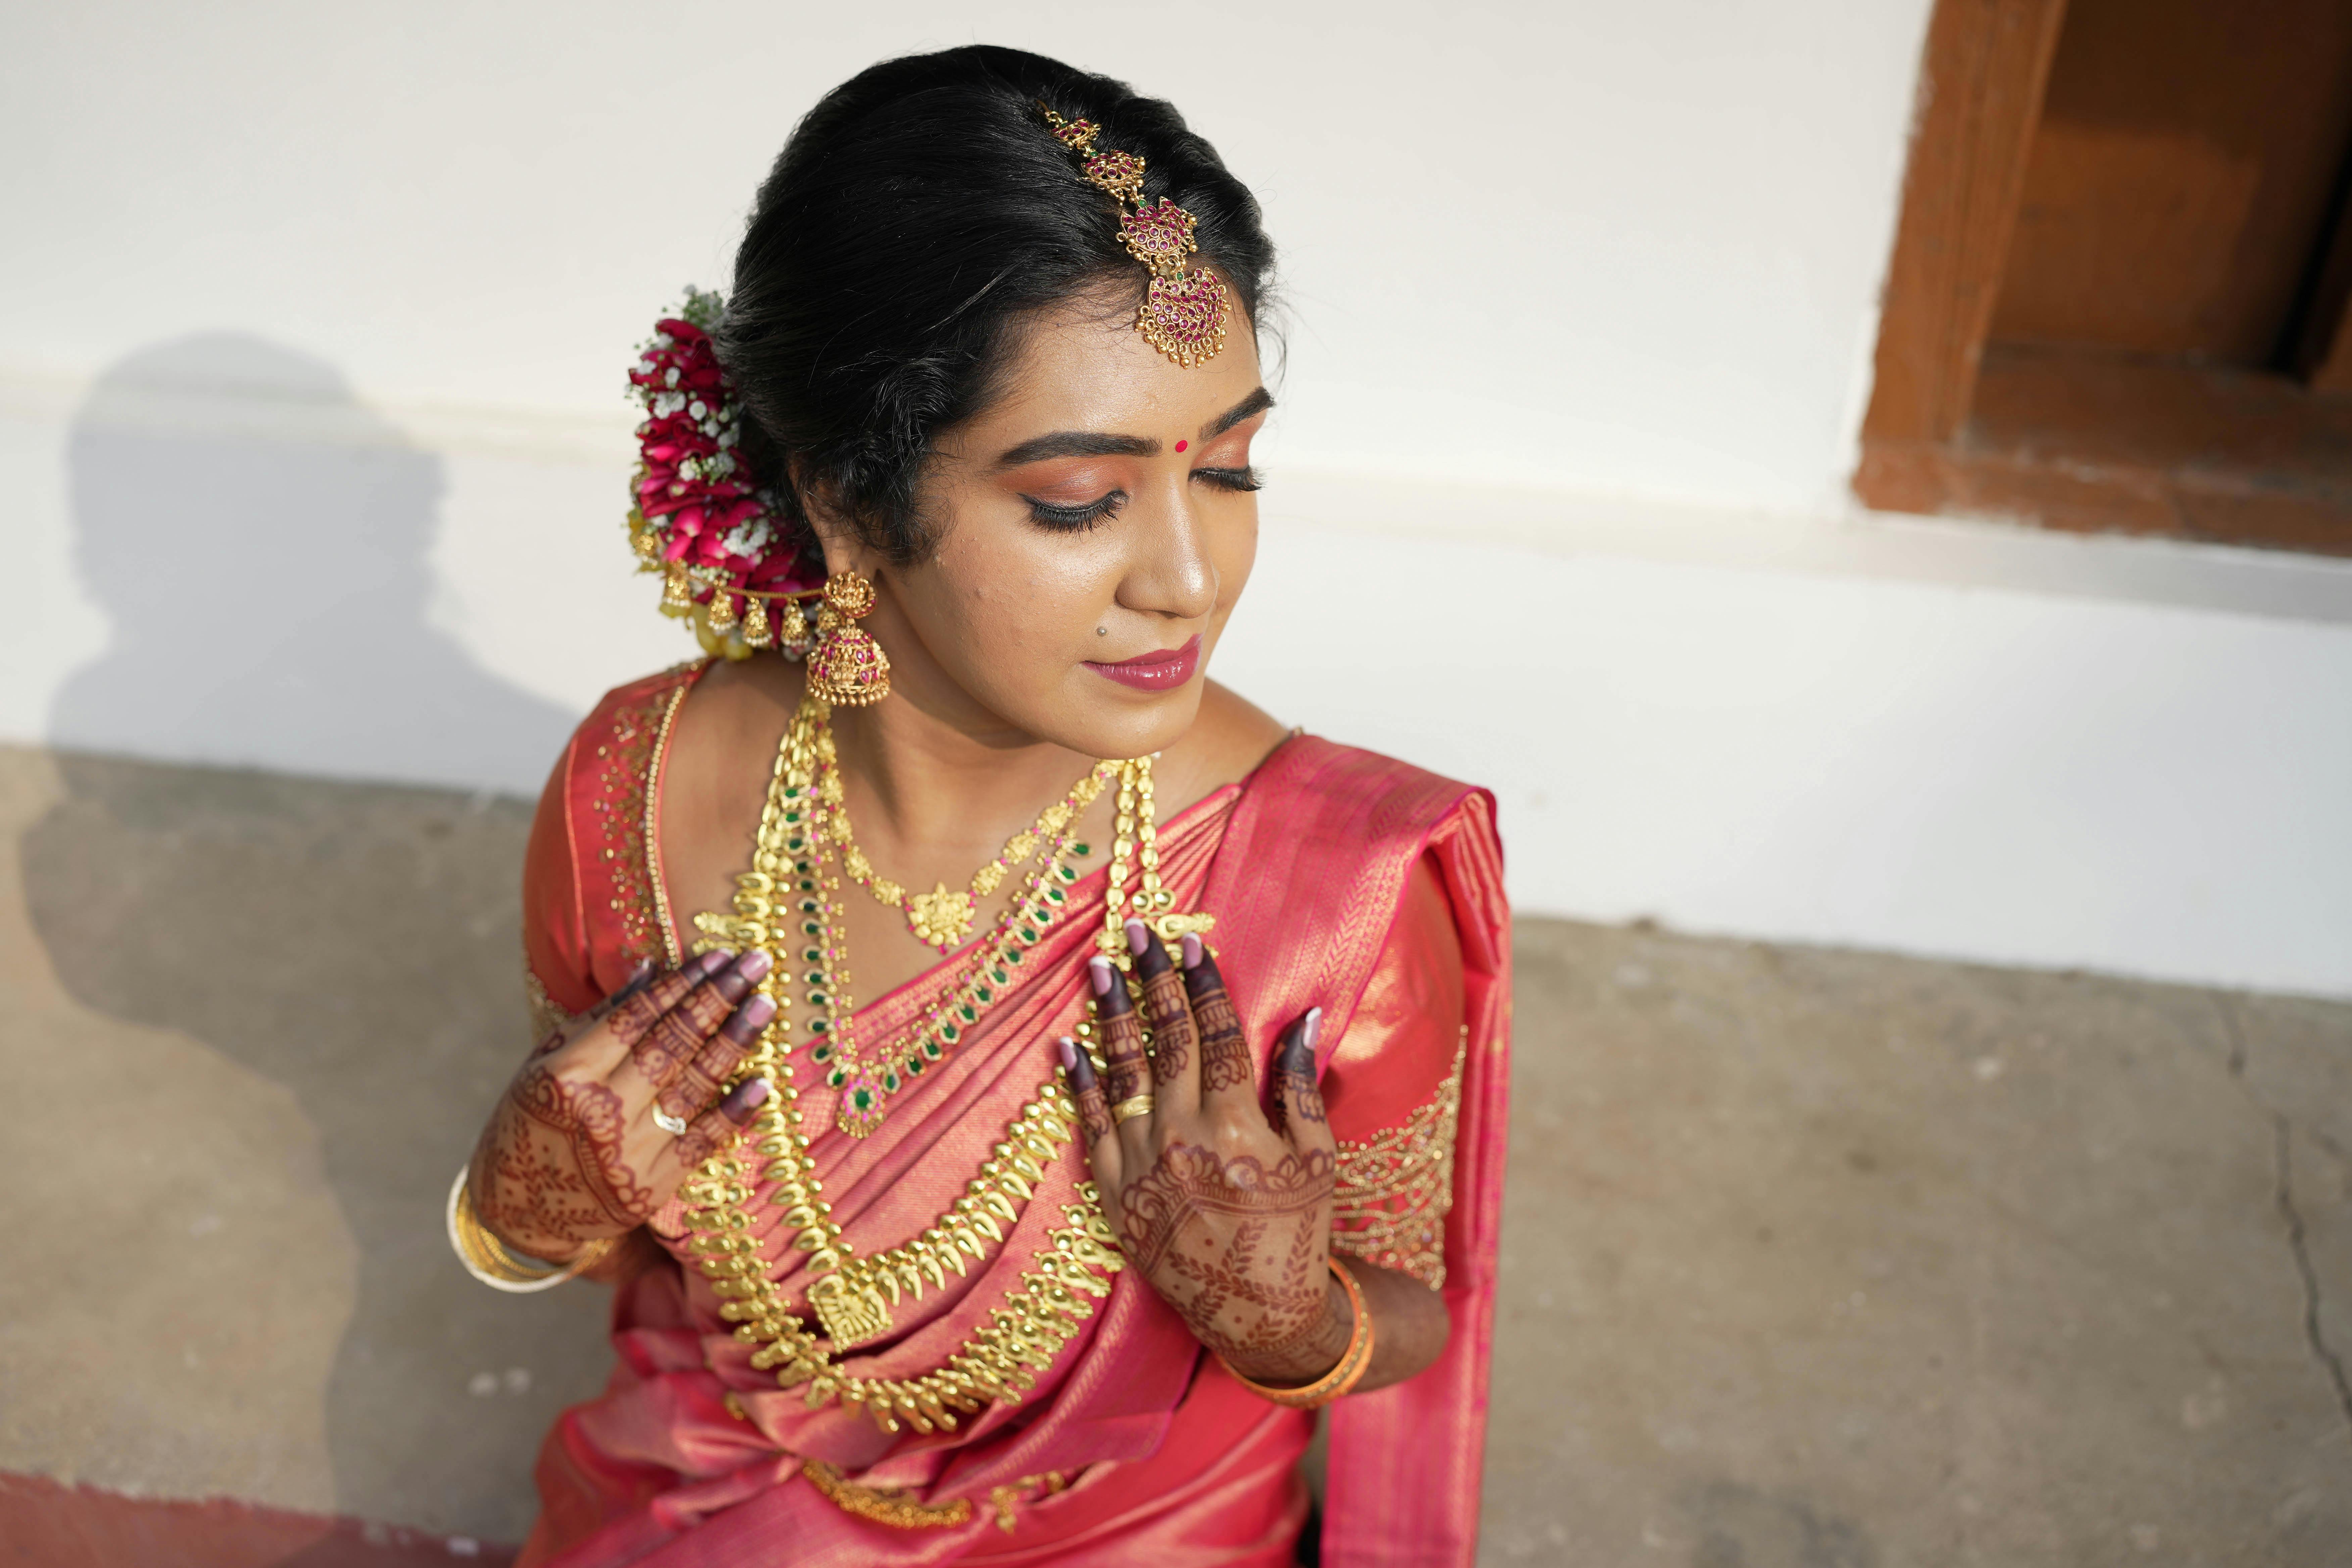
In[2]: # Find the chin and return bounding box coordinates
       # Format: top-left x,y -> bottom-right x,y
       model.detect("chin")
1048,677 -> 1205,761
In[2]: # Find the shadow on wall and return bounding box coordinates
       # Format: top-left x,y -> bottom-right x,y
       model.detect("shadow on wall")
49,334 -> 574,787
20,338 -> 607,1543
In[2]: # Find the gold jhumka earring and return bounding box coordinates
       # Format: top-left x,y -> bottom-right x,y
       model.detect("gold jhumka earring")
806,571 -> 891,705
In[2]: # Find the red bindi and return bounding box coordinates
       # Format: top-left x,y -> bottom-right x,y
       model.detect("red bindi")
1174,439 -> 1188,453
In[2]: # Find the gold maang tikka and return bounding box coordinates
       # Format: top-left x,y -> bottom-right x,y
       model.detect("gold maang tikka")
1039,105 -> 1229,369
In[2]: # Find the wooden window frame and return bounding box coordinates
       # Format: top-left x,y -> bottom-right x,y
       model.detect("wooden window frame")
1855,0 -> 2352,558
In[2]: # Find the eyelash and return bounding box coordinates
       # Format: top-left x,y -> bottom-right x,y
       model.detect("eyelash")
1025,491 -> 1125,532
1022,468 -> 1263,533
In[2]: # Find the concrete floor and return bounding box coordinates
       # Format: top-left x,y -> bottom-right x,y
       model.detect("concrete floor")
1,743 -> 2346,1564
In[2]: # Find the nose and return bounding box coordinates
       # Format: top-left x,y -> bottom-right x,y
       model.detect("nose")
1117,489 -> 1218,625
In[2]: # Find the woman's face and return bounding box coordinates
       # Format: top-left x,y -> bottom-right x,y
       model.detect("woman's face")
825,286 -> 1270,762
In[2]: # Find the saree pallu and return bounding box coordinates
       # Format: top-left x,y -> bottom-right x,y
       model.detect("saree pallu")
516,665 -> 1510,1566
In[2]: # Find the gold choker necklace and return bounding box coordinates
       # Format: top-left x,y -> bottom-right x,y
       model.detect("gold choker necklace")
832,761 -> 1114,950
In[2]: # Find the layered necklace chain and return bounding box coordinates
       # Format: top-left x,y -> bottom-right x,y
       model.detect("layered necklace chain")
680,687 -> 1189,1436
835,764 -> 1113,950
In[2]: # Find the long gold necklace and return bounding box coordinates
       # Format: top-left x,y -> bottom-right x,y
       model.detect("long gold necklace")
682,689 -> 1218,1436
683,687 -> 1194,1434
834,764 -> 1115,949
731,714 -> 1106,1136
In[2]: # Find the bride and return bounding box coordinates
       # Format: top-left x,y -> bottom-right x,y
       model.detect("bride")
452,44 -> 1509,1567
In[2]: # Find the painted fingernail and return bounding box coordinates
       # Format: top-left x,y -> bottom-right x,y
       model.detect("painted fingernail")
693,949 -> 734,977
734,949 -> 773,982
1131,926 -> 1171,977
1057,1036 -> 1079,1073
1300,1006 -> 1322,1055
1181,942 -> 1223,995
1125,918 -> 1150,956
1091,957 -> 1133,1015
720,1076 -> 773,1122
713,966 -> 752,1004
1180,933 -> 1203,969
723,994 -> 777,1043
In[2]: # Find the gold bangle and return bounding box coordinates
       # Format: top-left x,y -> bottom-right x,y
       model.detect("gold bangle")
1219,1257 -> 1375,1409
1110,1093 -> 1156,1125
446,1168 -> 614,1294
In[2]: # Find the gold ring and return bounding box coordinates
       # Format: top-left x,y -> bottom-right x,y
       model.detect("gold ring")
1110,1093 -> 1156,1125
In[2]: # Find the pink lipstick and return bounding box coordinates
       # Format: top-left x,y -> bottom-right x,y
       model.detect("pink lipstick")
1087,634 -> 1201,691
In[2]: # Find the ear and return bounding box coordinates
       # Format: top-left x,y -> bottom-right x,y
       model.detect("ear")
789,460 -> 886,580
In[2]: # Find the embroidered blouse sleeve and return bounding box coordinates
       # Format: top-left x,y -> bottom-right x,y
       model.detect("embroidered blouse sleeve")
1318,852 -> 1468,1290
522,730 -> 597,1039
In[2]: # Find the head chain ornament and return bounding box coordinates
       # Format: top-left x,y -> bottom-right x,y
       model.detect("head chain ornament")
625,288 -> 826,659
1038,105 -> 1230,369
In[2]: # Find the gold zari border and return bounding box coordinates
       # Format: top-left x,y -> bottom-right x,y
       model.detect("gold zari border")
797,1458 -> 1073,1533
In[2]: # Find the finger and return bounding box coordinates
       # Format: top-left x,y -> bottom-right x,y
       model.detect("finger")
628,976 -> 735,1090
1182,938 -> 1258,1114
1128,919 -> 1200,1110
606,949 -> 732,1047
1091,954 -> 1155,1165
583,961 -> 655,1024
658,993 -> 775,1123
1061,1036 -> 1123,1220
616,950 -> 769,1100
668,1075 -> 774,1170
1271,1008 -> 1335,1157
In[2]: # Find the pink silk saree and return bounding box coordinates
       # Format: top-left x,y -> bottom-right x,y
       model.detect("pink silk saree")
514,665 -> 1511,1566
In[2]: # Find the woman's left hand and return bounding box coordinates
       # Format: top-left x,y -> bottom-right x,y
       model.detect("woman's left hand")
1063,919 -> 1352,1386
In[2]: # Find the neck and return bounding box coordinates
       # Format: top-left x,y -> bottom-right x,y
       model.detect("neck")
817,599 -> 1100,862
826,694 -> 1098,846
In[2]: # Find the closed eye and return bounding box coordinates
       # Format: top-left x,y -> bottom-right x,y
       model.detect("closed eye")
1192,466 -> 1261,493
1025,490 -> 1124,532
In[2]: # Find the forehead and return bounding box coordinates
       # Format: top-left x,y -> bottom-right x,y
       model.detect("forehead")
960,287 -> 1265,442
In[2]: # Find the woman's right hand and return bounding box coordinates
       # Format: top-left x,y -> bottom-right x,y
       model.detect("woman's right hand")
468,949 -> 777,1262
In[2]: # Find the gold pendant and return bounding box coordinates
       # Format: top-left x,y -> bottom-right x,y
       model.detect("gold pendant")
811,1274 -> 893,1350
907,883 -> 976,948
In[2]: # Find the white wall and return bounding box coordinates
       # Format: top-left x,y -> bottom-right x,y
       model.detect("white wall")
6,0 -> 2351,997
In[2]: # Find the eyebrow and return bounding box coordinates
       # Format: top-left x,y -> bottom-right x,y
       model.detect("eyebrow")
993,386 -> 1274,468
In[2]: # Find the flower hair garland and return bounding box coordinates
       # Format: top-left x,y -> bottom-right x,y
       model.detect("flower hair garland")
626,288 -> 824,658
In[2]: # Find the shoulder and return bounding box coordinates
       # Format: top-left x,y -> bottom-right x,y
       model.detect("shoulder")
1159,683 -> 1485,824
1148,680 -> 1288,814
522,659 -> 707,1004
534,661 -> 707,824
573,661 -> 708,763
1245,731 -> 1488,852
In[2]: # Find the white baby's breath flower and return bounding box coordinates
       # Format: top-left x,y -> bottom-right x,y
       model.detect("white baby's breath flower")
720,516 -> 775,557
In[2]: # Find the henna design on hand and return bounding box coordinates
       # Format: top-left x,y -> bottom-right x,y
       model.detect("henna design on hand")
1067,1040 -> 1114,1146
606,952 -> 725,1045
1092,957 -> 1151,1106
1270,1013 -> 1325,1130
1129,923 -> 1196,1089
1116,1141 -> 1339,1368
1193,986 -> 1252,1093
1272,1064 -> 1325,1127
474,1064 -> 654,1247
1141,969 -> 1194,1086
674,1075 -> 772,1167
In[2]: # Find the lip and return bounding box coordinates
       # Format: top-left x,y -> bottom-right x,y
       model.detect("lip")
1086,634 -> 1202,691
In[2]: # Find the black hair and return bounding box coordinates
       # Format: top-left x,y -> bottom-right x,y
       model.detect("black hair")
715,45 -> 1275,565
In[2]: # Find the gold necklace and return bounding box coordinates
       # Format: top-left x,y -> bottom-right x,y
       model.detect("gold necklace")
832,763 -> 1115,949
683,687 -> 1204,1434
